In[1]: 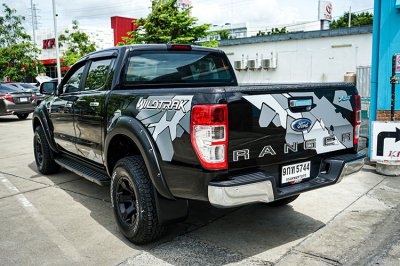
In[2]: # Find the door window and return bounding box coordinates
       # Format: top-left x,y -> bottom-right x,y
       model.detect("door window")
84,59 -> 113,91
62,64 -> 85,94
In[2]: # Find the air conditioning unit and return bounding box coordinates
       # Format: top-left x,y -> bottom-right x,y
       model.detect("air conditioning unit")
261,59 -> 272,69
261,58 -> 277,69
247,59 -> 261,70
234,61 -> 248,71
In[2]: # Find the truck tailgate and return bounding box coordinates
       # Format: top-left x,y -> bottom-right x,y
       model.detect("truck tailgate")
226,83 -> 357,170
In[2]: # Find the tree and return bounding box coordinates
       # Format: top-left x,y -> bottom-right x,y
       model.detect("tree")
0,4 -> 43,81
330,12 -> 373,29
59,20 -> 96,67
121,0 -> 210,45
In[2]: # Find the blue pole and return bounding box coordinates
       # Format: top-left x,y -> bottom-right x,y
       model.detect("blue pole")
369,0 -> 381,157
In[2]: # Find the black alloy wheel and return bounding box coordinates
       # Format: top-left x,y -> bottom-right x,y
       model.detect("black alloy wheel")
34,134 -> 44,167
116,177 -> 138,225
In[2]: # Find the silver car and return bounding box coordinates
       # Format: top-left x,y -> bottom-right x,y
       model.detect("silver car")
8,82 -> 44,106
0,83 -> 35,120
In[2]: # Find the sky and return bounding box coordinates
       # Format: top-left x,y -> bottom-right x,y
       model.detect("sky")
3,0 -> 374,35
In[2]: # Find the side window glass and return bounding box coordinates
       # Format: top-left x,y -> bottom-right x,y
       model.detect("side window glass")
84,59 -> 113,91
62,65 -> 85,94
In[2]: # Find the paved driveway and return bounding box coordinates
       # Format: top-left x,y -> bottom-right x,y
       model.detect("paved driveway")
0,115 -> 399,265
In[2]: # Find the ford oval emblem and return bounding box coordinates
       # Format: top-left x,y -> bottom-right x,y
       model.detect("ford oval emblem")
291,119 -> 312,132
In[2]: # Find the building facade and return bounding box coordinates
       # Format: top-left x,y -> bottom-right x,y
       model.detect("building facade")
219,26 -> 373,84
35,25 -> 114,78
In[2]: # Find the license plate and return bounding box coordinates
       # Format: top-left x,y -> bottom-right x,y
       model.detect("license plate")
281,161 -> 311,185
19,97 -> 28,102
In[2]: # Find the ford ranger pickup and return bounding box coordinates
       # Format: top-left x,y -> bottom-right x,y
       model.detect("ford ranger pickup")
33,44 -> 365,244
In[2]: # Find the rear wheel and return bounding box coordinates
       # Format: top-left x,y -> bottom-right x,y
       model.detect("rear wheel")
16,113 -> 29,120
111,156 -> 164,244
266,195 -> 299,207
33,126 -> 60,174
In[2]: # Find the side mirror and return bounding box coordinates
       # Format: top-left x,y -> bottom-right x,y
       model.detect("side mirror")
40,82 -> 57,95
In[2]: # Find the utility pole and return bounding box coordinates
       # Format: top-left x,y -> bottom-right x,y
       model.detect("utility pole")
30,0 -> 38,73
52,0 -> 62,85
348,6 -> 352,28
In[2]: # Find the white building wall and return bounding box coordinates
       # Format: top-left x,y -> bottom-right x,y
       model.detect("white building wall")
220,33 -> 372,84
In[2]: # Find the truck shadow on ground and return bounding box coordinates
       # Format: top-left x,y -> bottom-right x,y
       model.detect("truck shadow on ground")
0,116 -> 32,123
27,162 -> 325,264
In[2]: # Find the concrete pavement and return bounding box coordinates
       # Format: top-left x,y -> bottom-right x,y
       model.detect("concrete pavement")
0,114 -> 399,265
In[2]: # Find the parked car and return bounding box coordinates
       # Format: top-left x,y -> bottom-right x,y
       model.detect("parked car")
33,44 -> 365,244
7,83 -> 44,106
0,83 -> 35,119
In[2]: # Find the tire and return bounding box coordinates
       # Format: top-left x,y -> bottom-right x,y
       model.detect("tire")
111,156 -> 164,244
33,126 -> 60,174
265,195 -> 299,207
16,113 -> 29,120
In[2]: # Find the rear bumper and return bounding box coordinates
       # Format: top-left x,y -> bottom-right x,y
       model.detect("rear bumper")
208,151 -> 366,208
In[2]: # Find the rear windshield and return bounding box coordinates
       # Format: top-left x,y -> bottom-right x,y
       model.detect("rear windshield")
19,83 -> 37,89
124,50 -> 235,86
0,84 -> 24,92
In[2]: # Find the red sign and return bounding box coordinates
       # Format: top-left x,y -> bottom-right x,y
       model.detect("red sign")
42,38 -> 56,49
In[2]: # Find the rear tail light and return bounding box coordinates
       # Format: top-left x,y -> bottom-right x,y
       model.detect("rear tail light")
354,94 -> 361,145
31,94 -> 35,101
0,94 -> 13,102
191,104 -> 228,170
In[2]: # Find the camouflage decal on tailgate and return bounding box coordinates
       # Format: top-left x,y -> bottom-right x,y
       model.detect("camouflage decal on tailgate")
243,91 -> 354,154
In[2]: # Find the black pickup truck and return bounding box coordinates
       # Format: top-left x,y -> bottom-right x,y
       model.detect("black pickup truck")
33,44 -> 365,244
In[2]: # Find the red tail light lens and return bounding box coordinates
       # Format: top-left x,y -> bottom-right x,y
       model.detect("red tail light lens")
0,94 -> 13,102
191,104 -> 228,170
31,94 -> 35,101
354,94 -> 361,145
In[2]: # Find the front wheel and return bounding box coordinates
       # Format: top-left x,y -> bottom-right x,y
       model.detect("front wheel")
16,113 -> 29,120
33,126 -> 60,174
111,156 -> 164,244
265,195 -> 299,207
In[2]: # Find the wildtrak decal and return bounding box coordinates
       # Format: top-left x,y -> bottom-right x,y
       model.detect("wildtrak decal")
136,97 -> 190,113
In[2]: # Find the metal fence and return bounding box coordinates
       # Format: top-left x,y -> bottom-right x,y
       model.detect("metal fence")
356,66 -> 371,98
356,66 -> 371,149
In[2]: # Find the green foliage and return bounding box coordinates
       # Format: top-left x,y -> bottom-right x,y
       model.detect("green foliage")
201,40 -> 219,48
256,30 -> 266,36
200,29 -> 230,48
0,4 -> 43,81
85,64 -> 110,90
330,12 -> 373,29
209,29 -> 230,40
122,0 -> 210,45
59,20 -> 96,66
257,27 -> 287,36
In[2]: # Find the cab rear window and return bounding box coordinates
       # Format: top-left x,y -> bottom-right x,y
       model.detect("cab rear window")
124,51 -> 235,86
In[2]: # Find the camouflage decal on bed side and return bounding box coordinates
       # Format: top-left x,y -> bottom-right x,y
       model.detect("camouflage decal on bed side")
135,95 -> 193,161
